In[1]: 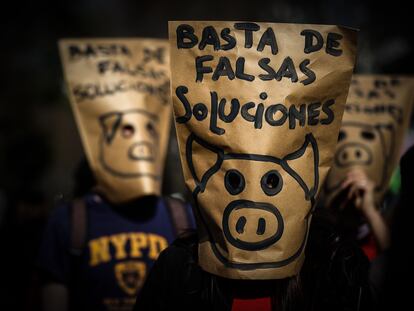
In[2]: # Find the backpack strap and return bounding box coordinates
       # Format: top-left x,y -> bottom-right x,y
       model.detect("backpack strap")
66,198 -> 88,309
165,196 -> 191,237
69,198 -> 88,256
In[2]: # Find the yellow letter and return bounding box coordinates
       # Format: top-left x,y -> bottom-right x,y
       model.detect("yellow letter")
109,234 -> 128,260
147,234 -> 168,260
129,233 -> 148,258
89,236 -> 110,266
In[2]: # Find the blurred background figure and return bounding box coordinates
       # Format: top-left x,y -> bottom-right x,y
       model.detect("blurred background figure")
322,74 -> 414,304
36,36 -> 194,310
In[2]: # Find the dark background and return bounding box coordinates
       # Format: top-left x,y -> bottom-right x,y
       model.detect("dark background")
0,0 -> 412,309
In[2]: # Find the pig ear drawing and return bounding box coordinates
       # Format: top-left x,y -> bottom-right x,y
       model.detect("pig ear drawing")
281,133 -> 319,200
186,133 -> 224,192
99,112 -> 123,144
375,123 -> 395,161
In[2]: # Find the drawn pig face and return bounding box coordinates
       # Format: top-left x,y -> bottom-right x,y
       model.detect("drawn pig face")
99,109 -> 160,179
187,133 -> 319,271
326,122 -> 395,193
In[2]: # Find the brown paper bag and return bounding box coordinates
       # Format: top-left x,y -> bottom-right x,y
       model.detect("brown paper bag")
59,38 -> 171,203
325,74 -> 414,205
169,21 -> 357,279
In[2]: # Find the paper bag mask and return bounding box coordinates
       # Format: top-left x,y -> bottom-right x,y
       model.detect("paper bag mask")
59,38 -> 171,203
325,75 -> 414,204
169,21 -> 357,279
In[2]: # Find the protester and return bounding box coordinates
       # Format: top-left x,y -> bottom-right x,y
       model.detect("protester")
37,38 -> 193,311
324,75 -> 414,259
325,75 -> 414,207
133,20 -> 373,311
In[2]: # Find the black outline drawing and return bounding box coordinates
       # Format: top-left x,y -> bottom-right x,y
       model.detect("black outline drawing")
143,47 -> 166,64
335,143 -> 373,167
127,142 -> 155,161
326,121 -> 396,193
222,200 -> 284,251
98,109 -> 160,179
186,132 -> 319,270
224,169 -> 245,195
260,170 -> 283,196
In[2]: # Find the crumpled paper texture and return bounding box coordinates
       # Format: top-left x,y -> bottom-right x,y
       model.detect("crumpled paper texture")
60,38 -> 171,203
169,21 -> 357,279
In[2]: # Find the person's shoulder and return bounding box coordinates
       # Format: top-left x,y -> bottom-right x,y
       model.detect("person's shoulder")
46,200 -> 71,228
158,231 -> 199,267
306,209 -> 370,284
135,231 -> 206,310
45,194 -> 97,235
304,209 -> 373,311
82,193 -> 108,210
153,230 -> 205,294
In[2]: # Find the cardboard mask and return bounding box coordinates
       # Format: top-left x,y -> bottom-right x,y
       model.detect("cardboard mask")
59,38 -> 171,203
325,75 -> 414,204
169,21 -> 357,279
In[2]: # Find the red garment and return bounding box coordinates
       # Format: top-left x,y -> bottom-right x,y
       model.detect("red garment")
231,297 -> 272,311
360,234 -> 378,261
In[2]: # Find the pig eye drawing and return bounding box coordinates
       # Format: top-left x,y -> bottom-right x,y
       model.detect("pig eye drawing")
146,121 -> 158,139
121,124 -> 135,138
261,170 -> 283,196
224,169 -> 245,195
98,109 -> 160,179
338,130 -> 346,142
360,130 -> 375,141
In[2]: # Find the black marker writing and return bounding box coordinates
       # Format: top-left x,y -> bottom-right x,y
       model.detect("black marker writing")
73,80 -> 170,105
175,87 -> 335,134
68,44 -> 131,59
195,55 -> 315,85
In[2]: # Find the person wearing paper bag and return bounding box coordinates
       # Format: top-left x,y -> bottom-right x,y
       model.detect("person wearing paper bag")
134,21 -> 373,311
37,39 -> 193,311
324,75 -> 414,260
